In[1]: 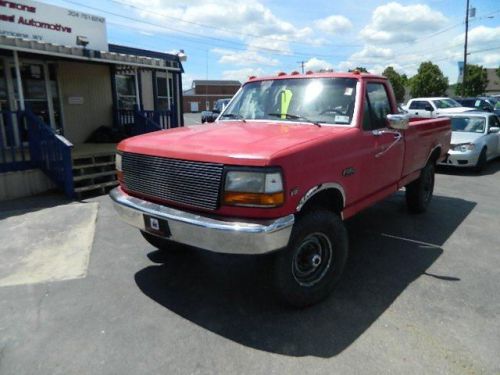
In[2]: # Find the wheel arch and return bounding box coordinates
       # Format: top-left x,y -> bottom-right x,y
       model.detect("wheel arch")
296,183 -> 345,217
426,144 -> 442,165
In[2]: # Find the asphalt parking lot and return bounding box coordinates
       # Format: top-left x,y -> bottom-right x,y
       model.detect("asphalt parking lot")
0,161 -> 499,374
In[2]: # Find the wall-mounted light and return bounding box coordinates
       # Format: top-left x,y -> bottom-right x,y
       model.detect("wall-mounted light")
76,35 -> 89,48
176,49 -> 187,62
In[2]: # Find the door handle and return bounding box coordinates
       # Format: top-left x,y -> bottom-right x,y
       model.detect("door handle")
373,129 -> 402,158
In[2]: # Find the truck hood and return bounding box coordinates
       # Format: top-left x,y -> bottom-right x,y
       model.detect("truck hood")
451,131 -> 484,145
118,121 -> 349,165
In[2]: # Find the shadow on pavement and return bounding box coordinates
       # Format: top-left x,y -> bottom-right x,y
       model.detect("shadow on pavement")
135,193 -> 475,357
0,192 -> 73,220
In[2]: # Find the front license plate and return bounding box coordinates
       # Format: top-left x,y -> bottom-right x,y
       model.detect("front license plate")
143,215 -> 171,237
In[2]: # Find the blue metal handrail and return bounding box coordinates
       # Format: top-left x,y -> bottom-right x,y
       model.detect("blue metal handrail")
25,110 -> 74,197
131,110 -> 162,136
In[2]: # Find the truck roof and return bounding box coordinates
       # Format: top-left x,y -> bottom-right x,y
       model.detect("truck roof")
244,71 -> 386,84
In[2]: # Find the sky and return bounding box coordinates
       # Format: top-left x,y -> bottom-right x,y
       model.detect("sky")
44,0 -> 500,89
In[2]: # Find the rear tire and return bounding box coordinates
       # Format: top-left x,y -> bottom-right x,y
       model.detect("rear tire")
474,148 -> 487,173
273,210 -> 348,308
140,230 -> 185,252
406,162 -> 435,214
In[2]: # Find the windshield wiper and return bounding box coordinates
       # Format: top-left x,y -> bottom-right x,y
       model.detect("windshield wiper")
267,113 -> 322,127
219,113 -> 246,122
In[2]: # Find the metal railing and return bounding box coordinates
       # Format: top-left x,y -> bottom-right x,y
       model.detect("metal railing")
0,110 -> 31,172
114,108 -> 174,135
141,110 -> 173,129
25,110 -> 74,197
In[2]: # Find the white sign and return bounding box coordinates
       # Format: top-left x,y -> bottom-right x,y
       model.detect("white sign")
0,0 -> 108,51
67,96 -> 84,105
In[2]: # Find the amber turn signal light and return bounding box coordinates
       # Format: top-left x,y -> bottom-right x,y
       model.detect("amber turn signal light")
223,191 -> 284,207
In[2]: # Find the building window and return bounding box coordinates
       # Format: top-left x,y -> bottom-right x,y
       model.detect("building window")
116,74 -> 136,110
156,72 -> 173,111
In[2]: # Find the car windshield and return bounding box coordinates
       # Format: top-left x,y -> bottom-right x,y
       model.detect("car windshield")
432,98 -> 462,108
214,99 -> 230,112
221,77 -> 358,125
451,117 -> 486,133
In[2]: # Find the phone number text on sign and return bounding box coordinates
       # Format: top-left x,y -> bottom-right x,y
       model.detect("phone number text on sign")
67,10 -> 105,23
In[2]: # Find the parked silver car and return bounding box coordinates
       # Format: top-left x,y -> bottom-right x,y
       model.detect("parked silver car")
439,112 -> 500,172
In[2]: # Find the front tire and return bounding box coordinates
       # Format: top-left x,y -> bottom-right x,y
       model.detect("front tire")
273,210 -> 348,307
406,162 -> 435,214
474,148 -> 487,173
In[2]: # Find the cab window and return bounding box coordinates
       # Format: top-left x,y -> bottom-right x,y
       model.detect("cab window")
363,83 -> 392,130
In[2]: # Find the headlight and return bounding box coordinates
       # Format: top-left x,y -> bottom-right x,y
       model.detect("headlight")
452,143 -> 475,152
115,153 -> 122,171
223,170 -> 284,207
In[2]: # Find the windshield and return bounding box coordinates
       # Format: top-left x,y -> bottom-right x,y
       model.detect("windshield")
432,98 -> 462,109
451,117 -> 486,133
221,78 -> 358,125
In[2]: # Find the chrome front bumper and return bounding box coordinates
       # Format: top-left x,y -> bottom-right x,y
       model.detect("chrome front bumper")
110,187 -> 294,255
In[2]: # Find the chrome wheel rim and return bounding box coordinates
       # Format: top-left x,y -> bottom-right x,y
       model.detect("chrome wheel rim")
292,232 -> 333,287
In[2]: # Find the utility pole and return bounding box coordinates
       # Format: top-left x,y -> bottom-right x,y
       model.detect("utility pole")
297,61 -> 305,74
462,0 -> 470,97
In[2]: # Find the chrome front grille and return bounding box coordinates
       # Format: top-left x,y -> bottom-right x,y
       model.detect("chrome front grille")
122,152 -> 224,210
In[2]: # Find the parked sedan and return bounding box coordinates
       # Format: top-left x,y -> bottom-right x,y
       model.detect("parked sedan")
405,97 -> 472,118
439,112 -> 500,172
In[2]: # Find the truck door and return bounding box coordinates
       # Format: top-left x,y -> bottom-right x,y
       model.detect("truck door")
358,82 -> 405,197
409,100 -> 433,118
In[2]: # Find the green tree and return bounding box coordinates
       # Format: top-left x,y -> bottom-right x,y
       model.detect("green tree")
349,67 -> 369,73
455,64 -> 488,96
382,66 -> 406,103
409,61 -> 449,97
497,66 -> 500,79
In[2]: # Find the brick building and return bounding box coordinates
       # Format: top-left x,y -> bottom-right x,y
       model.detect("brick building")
183,80 -> 240,112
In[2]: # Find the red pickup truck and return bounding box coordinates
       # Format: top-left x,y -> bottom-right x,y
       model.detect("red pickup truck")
111,72 -> 451,307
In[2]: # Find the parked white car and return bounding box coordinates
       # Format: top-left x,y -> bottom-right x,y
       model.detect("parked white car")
439,112 -> 500,171
405,97 -> 472,118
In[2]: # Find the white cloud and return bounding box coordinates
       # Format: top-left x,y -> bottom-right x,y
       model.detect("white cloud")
125,0 -> 320,52
304,57 -> 333,72
314,15 -> 352,35
351,46 -> 394,61
221,67 -> 266,83
360,2 -> 448,44
212,48 -> 279,66
451,26 -> 500,67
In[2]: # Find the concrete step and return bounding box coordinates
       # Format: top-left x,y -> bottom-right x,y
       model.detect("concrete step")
73,170 -> 117,182
74,180 -> 118,199
72,161 -> 115,171
74,180 -> 119,193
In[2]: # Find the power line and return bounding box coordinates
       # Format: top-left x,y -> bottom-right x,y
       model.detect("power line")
108,0 -> 363,49
61,0 -> 354,59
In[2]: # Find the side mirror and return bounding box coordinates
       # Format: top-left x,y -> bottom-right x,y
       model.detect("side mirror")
424,105 -> 433,112
489,126 -> 500,133
387,114 -> 410,130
